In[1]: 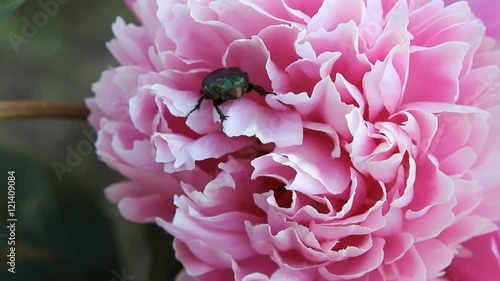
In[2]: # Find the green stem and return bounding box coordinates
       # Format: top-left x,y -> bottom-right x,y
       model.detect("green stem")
0,101 -> 89,120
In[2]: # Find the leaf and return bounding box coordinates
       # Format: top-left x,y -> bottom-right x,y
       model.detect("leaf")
0,0 -> 25,21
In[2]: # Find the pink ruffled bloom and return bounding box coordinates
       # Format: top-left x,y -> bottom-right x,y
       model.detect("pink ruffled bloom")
87,0 -> 500,280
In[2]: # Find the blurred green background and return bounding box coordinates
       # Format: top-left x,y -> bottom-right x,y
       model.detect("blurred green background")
0,1 -> 181,280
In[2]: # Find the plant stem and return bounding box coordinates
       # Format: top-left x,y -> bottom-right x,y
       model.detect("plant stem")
0,101 -> 89,120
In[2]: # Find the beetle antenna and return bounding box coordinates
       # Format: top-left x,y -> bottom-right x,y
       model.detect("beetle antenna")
248,83 -> 277,96
186,96 -> 205,119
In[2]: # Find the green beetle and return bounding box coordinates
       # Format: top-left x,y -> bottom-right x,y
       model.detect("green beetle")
186,67 -> 276,128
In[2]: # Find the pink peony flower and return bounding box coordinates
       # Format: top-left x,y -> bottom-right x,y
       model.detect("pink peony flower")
87,0 -> 500,280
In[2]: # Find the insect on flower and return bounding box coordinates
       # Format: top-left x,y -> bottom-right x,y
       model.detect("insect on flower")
186,67 -> 276,129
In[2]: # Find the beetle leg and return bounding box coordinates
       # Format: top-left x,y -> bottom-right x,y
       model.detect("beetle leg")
213,99 -> 229,128
248,83 -> 277,96
186,96 -> 205,119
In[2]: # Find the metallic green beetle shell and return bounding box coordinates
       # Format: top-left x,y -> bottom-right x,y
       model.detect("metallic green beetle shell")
201,67 -> 250,100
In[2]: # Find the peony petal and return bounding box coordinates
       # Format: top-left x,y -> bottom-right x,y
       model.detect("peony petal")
445,229 -> 500,280
153,132 -> 254,172
320,238 -> 385,279
415,239 -> 454,278
107,17 -> 153,68
403,42 -> 469,104
223,98 -> 303,147
308,0 -> 363,33
383,233 -> 414,264
175,270 -> 195,281
444,0 -> 500,39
